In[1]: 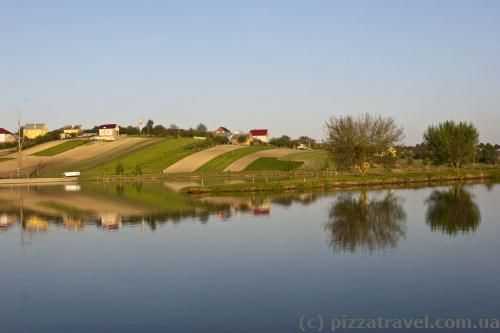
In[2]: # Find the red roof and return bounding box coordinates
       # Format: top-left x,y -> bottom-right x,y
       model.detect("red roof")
0,128 -> 12,135
99,124 -> 117,129
249,129 -> 268,136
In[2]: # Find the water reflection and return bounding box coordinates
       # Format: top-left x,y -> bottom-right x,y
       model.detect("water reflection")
0,183 -> 322,233
325,190 -> 407,254
425,187 -> 481,235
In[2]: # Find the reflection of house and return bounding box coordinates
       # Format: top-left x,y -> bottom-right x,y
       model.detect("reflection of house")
0,128 -> 16,143
25,215 -> 49,231
98,124 -> 120,137
23,124 -> 48,139
100,213 -> 122,230
64,216 -> 85,230
0,213 -> 16,230
252,201 -> 270,216
249,129 -> 269,143
60,125 -> 83,139
213,127 -> 231,137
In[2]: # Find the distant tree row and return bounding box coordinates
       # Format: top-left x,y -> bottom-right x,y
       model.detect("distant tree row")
119,120 -> 211,139
325,114 -> 496,174
269,135 -> 317,149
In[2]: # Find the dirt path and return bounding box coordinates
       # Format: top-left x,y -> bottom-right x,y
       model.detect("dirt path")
4,140 -> 65,158
224,149 -> 297,172
163,145 -> 242,173
0,137 -> 146,178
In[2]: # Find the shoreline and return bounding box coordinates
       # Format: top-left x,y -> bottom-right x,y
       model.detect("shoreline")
180,170 -> 500,195
0,177 -> 77,186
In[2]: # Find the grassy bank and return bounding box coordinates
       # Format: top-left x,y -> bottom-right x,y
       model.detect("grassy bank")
180,168 -> 500,194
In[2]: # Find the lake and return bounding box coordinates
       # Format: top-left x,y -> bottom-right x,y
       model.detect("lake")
1,182 -> 499,332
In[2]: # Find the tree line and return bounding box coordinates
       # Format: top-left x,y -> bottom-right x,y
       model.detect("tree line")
325,114 -> 497,174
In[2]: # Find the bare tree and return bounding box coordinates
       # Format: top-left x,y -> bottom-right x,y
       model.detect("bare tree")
16,111 -> 25,178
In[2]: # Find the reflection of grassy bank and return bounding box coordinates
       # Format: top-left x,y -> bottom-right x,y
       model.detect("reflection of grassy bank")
181,168 -> 500,194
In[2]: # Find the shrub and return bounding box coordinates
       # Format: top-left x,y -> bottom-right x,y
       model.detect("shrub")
115,161 -> 125,175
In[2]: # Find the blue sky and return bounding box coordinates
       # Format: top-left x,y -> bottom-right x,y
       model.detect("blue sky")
1,0 -> 499,144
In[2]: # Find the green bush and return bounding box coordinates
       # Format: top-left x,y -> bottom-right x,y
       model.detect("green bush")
213,136 -> 229,145
135,163 -> 143,175
115,161 -> 125,175
185,138 -> 215,151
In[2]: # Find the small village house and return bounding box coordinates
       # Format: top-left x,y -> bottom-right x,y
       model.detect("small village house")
23,124 -> 48,139
98,124 -> 120,137
249,129 -> 269,143
0,128 -> 16,143
61,125 -> 84,139
213,127 -> 231,137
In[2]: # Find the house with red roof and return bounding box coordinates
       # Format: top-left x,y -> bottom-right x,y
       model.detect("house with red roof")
98,124 -> 120,137
249,129 -> 269,143
0,128 -> 16,143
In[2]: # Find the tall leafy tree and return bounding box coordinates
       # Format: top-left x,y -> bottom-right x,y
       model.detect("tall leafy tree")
423,121 -> 479,171
478,143 -> 497,164
196,123 -> 207,132
325,114 -> 404,175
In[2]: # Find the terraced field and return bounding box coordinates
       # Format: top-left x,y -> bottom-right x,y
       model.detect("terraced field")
196,146 -> 272,172
0,137 -> 153,178
224,149 -> 297,172
57,137 -> 197,177
164,145 -> 242,173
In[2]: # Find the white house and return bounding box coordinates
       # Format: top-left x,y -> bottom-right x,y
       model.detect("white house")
98,124 -> 120,137
0,128 -> 16,143
249,129 -> 269,143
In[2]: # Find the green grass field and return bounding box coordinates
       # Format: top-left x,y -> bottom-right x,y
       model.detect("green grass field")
83,137 -> 197,176
33,140 -> 87,156
281,150 -> 330,169
196,146 -> 272,172
244,157 -> 304,171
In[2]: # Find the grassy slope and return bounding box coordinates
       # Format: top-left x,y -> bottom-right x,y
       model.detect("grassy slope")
33,140 -> 87,156
244,157 -> 304,171
281,150 -> 330,169
82,137 -> 197,176
196,146 -> 272,172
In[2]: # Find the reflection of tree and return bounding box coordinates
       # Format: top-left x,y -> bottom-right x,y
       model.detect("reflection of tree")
325,191 -> 407,253
425,187 -> 480,235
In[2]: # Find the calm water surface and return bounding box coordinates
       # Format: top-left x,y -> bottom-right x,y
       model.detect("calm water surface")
0,182 -> 499,332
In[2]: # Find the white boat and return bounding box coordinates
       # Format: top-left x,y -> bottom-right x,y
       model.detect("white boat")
63,171 -> 81,177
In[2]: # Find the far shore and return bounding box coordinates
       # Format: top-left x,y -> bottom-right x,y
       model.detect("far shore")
0,177 -> 77,186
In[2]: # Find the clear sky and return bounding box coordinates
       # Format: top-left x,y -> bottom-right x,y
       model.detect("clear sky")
1,0 -> 499,144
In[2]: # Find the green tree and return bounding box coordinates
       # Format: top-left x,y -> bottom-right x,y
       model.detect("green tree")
135,163 -> 143,175
325,114 -> 404,175
237,134 -> 248,144
196,123 -> 207,132
479,143 -> 497,164
270,135 -> 292,148
423,121 -> 479,172
115,161 -> 125,175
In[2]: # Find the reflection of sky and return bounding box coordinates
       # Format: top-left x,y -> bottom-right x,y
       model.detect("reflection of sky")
1,184 -> 499,332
